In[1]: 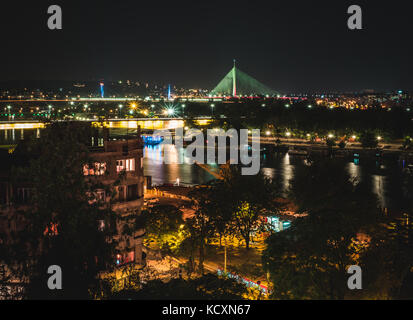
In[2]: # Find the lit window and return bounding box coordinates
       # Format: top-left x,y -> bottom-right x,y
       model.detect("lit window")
83,162 -> 106,176
117,158 -> 135,173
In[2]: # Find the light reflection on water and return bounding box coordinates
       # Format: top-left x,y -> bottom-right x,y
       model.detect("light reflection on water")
143,144 -> 402,210
0,129 -> 404,210
143,144 -> 216,186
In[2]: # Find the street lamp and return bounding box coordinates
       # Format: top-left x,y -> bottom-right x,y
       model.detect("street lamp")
210,104 -> 215,116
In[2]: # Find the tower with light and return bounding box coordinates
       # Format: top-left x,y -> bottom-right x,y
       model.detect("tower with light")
100,82 -> 105,98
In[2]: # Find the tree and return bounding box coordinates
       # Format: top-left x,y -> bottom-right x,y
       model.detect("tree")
403,137 -> 413,150
360,131 -> 378,149
220,167 -> 278,250
233,202 -> 261,250
186,188 -> 216,275
110,274 -> 247,300
2,123 -> 118,299
263,159 -> 382,299
142,204 -> 185,254
359,171 -> 413,299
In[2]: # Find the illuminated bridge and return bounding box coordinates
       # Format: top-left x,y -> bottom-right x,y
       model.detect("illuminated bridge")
210,60 -> 278,97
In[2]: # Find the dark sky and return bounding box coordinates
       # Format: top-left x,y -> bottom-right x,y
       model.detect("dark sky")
1,0 -> 412,93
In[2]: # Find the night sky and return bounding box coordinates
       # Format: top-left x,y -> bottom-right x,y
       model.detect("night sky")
1,0 -> 412,93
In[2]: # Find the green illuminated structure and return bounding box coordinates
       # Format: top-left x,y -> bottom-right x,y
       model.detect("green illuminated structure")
210,60 -> 278,97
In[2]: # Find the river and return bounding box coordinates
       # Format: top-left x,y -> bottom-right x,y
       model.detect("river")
0,128 -> 409,213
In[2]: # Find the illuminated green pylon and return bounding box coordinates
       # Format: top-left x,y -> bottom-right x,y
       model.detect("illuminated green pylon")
210,60 -> 278,97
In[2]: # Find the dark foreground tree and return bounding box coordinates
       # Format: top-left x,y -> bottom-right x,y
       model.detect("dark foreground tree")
360,131 -> 379,149
263,160 -> 383,299
1,123 -> 118,299
110,274 -> 247,300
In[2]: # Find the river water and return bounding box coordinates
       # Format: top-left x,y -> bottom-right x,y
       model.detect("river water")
0,128 -> 409,213
143,143 -> 409,213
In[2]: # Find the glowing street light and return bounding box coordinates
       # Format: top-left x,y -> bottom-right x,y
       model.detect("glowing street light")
265,131 -> 271,136
210,103 -> 215,116
286,132 -> 292,137
377,136 -> 382,141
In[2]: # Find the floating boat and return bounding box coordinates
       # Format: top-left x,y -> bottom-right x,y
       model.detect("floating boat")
142,135 -> 164,145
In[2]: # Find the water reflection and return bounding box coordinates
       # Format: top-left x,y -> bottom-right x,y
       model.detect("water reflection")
143,144 -> 216,186
0,128 -> 407,212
